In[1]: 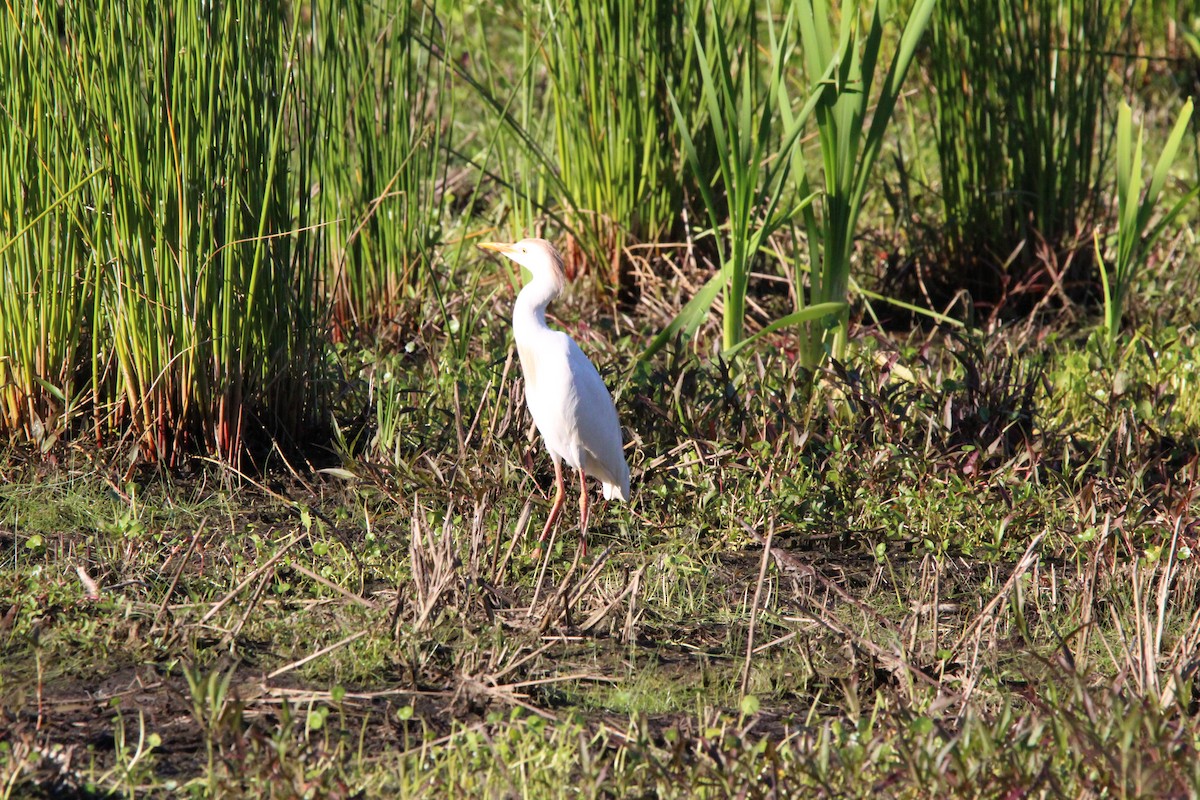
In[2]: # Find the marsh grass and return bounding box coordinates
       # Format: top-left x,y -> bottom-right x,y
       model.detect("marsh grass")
1,0 -> 323,464
91,0 -> 318,463
0,5 -> 104,450
447,3 -> 559,241
3,0 -> 1200,795
309,0 -> 453,338
458,0 -> 753,290
5,312 -> 1200,794
650,0 -> 933,364
928,0 -> 1114,311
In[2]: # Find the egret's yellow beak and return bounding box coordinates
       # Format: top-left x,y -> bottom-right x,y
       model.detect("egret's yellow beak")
477,241 -> 515,256
478,241 -> 527,282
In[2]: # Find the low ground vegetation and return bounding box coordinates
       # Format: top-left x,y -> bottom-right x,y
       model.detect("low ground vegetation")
4,311 -> 1200,795
2,0 -> 1200,796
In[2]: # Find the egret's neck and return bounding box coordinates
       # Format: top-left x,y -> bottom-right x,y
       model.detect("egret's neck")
512,276 -> 561,342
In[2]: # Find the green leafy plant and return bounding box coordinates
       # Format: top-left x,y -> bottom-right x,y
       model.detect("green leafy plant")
795,0 -> 936,367
99,707 -> 162,797
184,663 -> 242,793
651,5 -> 836,358
1098,99 -> 1197,347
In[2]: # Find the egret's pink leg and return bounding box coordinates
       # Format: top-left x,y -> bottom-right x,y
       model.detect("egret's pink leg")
578,468 -> 590,557
538,457 -> 567,545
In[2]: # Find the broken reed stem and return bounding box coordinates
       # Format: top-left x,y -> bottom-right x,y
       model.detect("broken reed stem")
537,541 -> 588,632
226,563 -> 277,644
946,532 -> 1046,661
741,520 -> 774,701
154,522 -> 207,630
495,499 -> 532,586
266,630 -> 369,680
289,562 -> 378,609
200,531 -> 304,625
529,519 -> 561,612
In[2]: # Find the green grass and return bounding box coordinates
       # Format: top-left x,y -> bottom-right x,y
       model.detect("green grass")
928,0 -> 1114,307
2,0 -> 1200,795
5,314 -> 1200,795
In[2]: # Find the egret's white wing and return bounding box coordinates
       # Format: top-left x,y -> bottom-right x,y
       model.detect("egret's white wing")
562,338 -> 629,499
519,331 -> 629,500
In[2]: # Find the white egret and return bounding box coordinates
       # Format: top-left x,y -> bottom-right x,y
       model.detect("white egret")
478,238 -> 630,555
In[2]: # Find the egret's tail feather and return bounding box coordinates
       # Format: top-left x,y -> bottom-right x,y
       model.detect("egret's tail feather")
601,472 -> 630,502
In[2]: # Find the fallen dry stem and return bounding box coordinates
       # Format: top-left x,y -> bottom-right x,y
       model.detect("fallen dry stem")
494,498 -> 533,584
581,563 -> 645,633
226,561 -> 276,643
743,521 -> 957,702
153,522 -> 207,629
199,530 -> 304,625
741,521 -> 775,701
266,629 -> 370,680
945,532 -> 1046,662
290,561 -> 379,610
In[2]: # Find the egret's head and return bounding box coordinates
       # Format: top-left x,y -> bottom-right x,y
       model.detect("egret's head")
478,238 -> 565,291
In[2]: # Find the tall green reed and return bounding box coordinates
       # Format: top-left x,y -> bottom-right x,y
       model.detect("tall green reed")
796,0 -> 936,367
929,0 -> 1113,297
543,0 -> 694,284
0,4 -> 103,447
0,1 -> 323,463
86,0 -> 316,463
451,4 -> 555,241
308,0 -> 451,337
458,0 -> 745,287
1099,98 -> 1197,347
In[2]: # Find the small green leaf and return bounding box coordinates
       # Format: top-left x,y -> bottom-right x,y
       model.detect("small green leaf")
308,707 -> 327,731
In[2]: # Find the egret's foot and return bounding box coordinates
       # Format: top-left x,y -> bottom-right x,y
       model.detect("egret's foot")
531,545 -> 544,561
